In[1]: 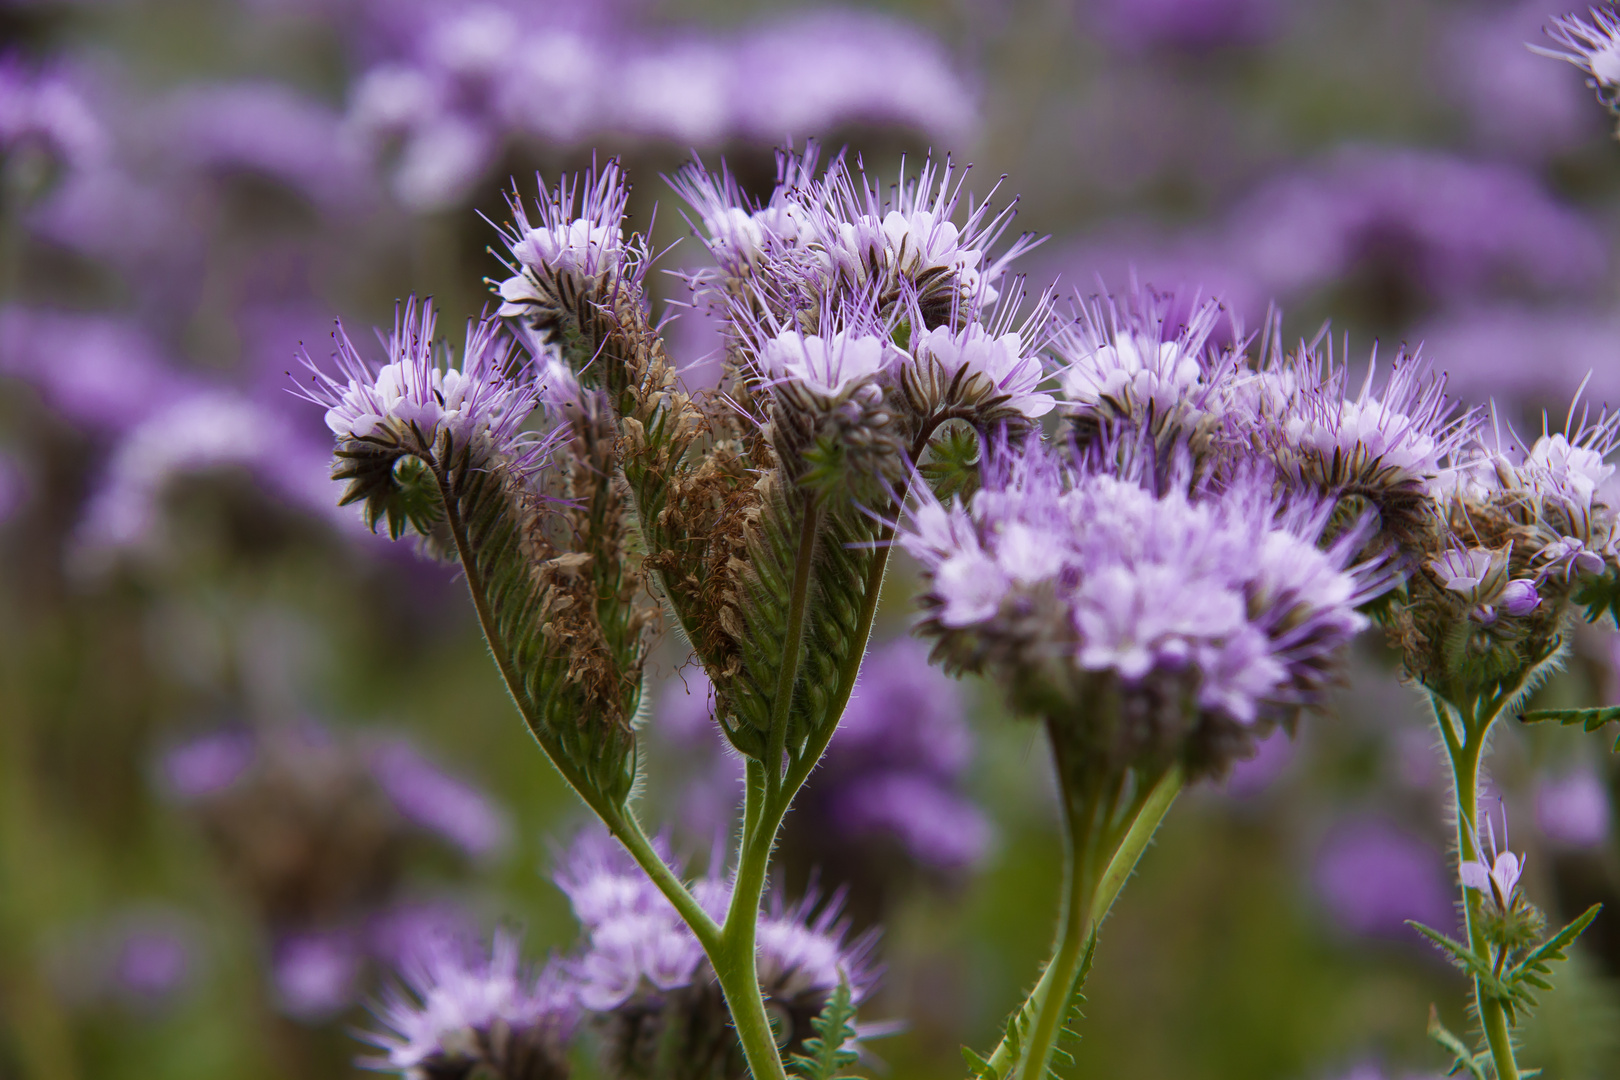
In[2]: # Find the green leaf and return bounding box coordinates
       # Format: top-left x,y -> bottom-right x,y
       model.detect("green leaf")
1519,707 -> 1620,750
789,978 -> 861,1080
1504,903 -> 1603,1009
1572,569 -> 1620,627
1427,1004 -> 1490,1080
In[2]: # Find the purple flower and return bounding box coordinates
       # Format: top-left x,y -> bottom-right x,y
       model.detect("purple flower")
303,300 -> 536,456
910,319 -> 1055,420
162,727 -> 257,799
364,930 -> 577,1077
44,909 -> 200,1011
367,741 -> 510,858
1536,768 -> 1612,848
365,901 -> 481,975
158,82 -> 367,209
1536,7 -> 1620,90
0,52 -> 108,178
1459,809 -> 1528,913
0,307 -> 182,433
274,929 -> 364,1019
1497,578 -> 1543,617
758,328 -> 902,398
1086,0 -> 1282,53
494,162 -> 632,308
828,773 -> 992,872
113,929 -> 193,1001
1313,817 -> 1455,939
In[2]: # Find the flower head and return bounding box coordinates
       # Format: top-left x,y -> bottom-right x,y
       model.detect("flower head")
902,435 -> 1387,777
495,161 -> 631,309
757,327 -> 900,398
301,300 -> 536,458
906,307 -> 1056,422
363,930 -> 576,1079
1536,8 -> 1620,90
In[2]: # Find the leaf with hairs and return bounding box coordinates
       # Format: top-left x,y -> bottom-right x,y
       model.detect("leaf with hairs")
1520,707 -> 1620,750
1426,1005 -> 1489,1080
789,979 -> 862,1080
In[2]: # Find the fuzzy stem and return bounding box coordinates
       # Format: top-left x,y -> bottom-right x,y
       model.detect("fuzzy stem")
766,501 -> 823,792
1012,732 -> 1111,1080
714,777 -> 793,1080
976,763 -> 1179,1080
1433,692 -> 1521,1080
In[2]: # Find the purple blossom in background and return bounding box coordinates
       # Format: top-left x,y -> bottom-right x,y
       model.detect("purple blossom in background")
0,52 -> 109,181
1413,306 -> 1620,406
1085,0 -> 1282,53
113,928 -> 193,1001
368,740 -> 510,858
1221,727 -> 1296,798
344,3 -> 977,209
1313,816 -> 1455,940
1052,147 -> 1605,325
1228,147 -> 1604,305
658,640 -> 990,877
158,82 -> 369,209
1535,767 -> 1613,848
274,929 -> 364,1019
161,727 -> 257,799
0,308 -> 184,433
1441,1 -> 1599,159
45,909 -> 200,1011
71,389 -> 354,571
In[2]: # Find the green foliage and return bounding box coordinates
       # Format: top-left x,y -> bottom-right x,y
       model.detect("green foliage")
963,935 -> 1096,1080
1520,706 -> 1620,751
331,441 -> 445,541
918,424 -> 982,503
1408,905 -> 1603,1026
789,979 -> 862,1080
1574,570 -> 1620,627
1426,1005 -> 1490,1080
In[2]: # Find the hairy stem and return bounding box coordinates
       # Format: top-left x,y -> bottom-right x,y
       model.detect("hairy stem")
1434,692 -> 1521,1080
766,501 -> 823,791
1013,734 -> 1111,1080
977,763 -> 1179,1080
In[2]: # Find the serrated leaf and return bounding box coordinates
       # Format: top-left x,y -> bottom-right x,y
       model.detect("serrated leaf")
1506,904 -> 1602,989
789,979 -> 862,1080
1519,706 -> 1620,732
1427,1004 -> 1489,1080
961,1046 -> 995,1078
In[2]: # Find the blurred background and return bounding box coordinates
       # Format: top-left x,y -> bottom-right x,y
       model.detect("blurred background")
3,0 -> 1620,1077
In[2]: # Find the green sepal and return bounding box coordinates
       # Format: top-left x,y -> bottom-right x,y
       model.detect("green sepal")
918,424 -> 982,503
1519,706 -> 1620,750
332,441 -> 445,541
1426,1004 -> 1489,1080
789,978 -> 861,1080
1573,569 -> 1620,626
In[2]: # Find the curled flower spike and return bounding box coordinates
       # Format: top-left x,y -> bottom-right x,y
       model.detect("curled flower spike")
363,930 -> 577,1080
807,152 -> 1040,323
1535,8 -> 1620,91
495,160 -> 631,302
302,301 -> 537,458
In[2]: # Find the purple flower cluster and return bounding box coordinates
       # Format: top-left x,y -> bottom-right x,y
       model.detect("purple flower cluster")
902,404 -> 1392,776
162,722 -> 507,1018
1053,146 -> 1604,325
365,930 -> 577,1080
344,3 -> 976,209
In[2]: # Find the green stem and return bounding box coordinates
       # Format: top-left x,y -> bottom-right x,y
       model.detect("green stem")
1434,693 -> 1521,1080
715,769 -> 794,1080
977,765 -> 1180,1080
1013,753 -> 1110,1080
1092,767 -> 1184,925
